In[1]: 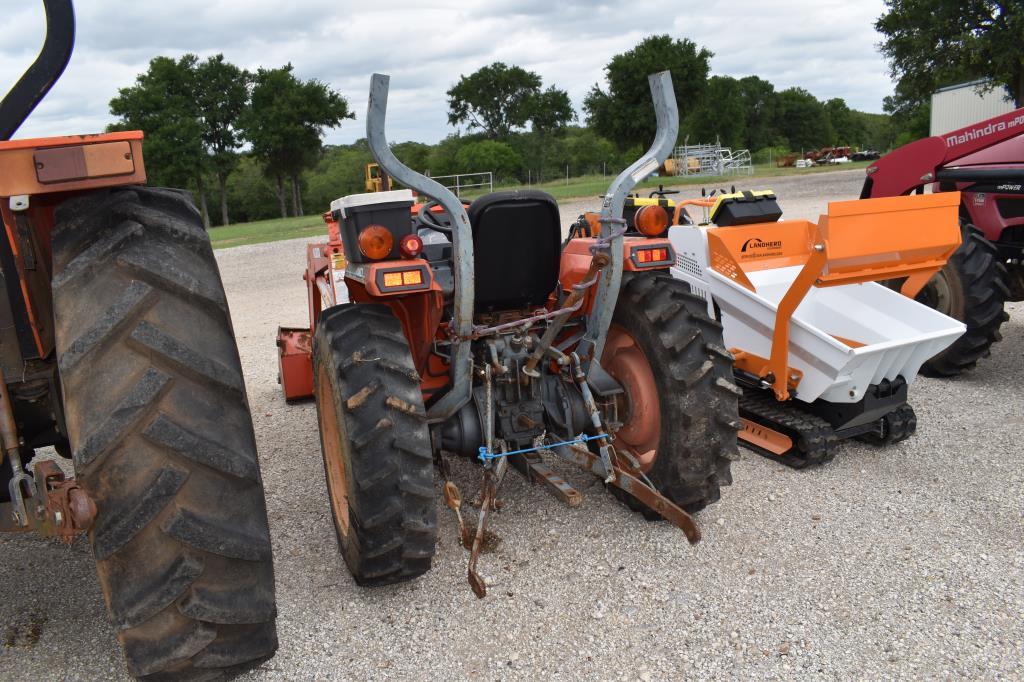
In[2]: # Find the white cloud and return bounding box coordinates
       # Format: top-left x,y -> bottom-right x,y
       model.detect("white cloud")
0,0 -> 893,145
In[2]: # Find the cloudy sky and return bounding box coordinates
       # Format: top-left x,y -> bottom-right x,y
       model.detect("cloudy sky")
0,0 -> 894,146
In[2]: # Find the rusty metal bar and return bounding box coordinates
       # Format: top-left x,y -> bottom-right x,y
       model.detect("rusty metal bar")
0,366 -> 31,527
514,455 -> 582,508
522,252 -> 610,377
557,443 -> 700,544
467,454 -> 508,598
0,367 -> 19,466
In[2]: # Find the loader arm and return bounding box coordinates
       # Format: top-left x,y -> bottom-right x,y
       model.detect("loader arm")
861,106 -> 1024,199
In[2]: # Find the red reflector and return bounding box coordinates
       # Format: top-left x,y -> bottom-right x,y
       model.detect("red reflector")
380,268 -> 427,290
399,233 -> 423,258
633,246 -> 670,267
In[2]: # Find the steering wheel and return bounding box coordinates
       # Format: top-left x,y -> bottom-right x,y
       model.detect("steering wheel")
648,184 -> 680,198
416,200 -> 452,234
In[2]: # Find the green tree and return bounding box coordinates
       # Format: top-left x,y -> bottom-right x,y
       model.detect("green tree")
194,55 -> 250,226
454,140 -> 522,181
522,86 -> 576,178
878,1 -> 1024,105
584,35 -> 712,149
773,87 -> 834,151
852,110 -> 896,151
447,63 -> 573,139
225,154 -> 281,224
737,75 -> 780,150
427,134 -> 475,177
391,141 -> 433,172
240,64 -> 352,218
527,86 -> 576,134
876,1 -> 1024,141
302,144 -> 373,214
561,127 -> 617,176
824,97 -> 867,146
109,55 -> 210,224
688,75 -> 747,149
883,82 -> 932,145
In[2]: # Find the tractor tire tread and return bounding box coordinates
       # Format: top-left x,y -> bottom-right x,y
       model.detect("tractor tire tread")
609,273 -> 738,516
312,304 -> 437,587
922,223 -> 1009,376
52,185 -> 276,679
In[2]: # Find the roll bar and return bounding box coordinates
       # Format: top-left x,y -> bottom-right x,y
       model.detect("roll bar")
365,73 -> 475,422
578,71 -> 679,370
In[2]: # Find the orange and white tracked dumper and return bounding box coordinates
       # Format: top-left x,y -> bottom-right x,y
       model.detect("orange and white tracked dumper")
667,191 -> 966,467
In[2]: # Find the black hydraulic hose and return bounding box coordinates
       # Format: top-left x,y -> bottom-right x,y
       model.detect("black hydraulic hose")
0,0 -> 76,140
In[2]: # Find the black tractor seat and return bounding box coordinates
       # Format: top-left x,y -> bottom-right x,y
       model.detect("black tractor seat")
467,190 -> 561,312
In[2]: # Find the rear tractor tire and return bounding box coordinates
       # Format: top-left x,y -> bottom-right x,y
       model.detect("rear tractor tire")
914,222 -> 1009,377
52,186 -> 277,679
312,304 -> 437,586
602,273 -> 740,515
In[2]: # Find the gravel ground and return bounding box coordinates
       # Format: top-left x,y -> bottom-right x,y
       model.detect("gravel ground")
2,168 -> 1023,680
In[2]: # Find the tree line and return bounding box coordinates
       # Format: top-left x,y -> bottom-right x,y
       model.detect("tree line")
119,6 -> 1017,228
109,54 -> 350,227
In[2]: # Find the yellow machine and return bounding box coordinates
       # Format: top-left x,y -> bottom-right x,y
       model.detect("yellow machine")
364,162 -> 391,192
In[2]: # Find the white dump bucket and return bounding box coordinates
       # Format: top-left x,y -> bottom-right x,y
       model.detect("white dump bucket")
670,225 -> 966,404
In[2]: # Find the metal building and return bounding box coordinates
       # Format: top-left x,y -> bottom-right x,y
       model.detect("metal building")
930,79 -> 1016,135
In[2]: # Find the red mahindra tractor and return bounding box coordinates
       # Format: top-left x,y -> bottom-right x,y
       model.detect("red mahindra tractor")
861,107 -> 1024,375
277,72 -> 739,596
1,1 -> 276,678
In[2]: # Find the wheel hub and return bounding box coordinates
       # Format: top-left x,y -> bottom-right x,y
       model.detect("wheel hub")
917,269 -> 954,314
601,324 -> 661,472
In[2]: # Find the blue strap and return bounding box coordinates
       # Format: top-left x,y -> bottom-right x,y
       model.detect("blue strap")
478,433 -> 608,461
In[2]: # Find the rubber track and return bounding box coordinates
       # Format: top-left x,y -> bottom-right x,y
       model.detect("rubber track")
312,304 -> 437,586
739,390 -> 838,469
856,403 -> 918,446
922,223 -> 1010,376
609,273 -> 740,515
52,186 -> 276,679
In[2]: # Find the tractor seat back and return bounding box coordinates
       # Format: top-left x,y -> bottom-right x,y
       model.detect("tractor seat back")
467,190 -> 561,312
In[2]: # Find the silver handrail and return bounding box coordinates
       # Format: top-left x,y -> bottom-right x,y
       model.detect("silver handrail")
578,71 -> 679,369
365,74 -> 475,422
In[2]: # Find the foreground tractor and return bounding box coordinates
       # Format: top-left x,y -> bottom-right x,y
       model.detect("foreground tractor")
277,72 -> 739,595
861,107 -> 1024,375
1,1 -> 277,677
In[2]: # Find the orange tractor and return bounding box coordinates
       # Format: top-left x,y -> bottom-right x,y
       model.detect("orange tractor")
277,72 -> 740,595
1,1 -> 276,678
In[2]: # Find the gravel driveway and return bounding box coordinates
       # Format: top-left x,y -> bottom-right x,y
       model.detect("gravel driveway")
2,169 -> 1022,680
